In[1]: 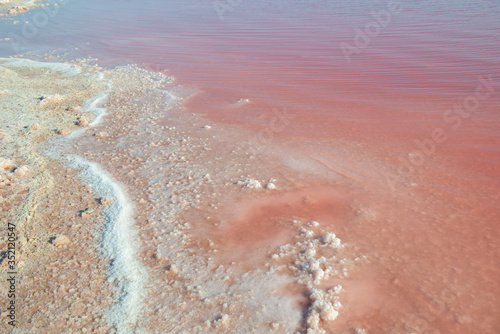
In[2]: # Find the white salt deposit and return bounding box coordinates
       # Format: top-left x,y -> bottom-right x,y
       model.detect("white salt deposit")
68,155 -> 146,333
82,90 -> 111,127
235,98 -> 250,104
237,178 -> 262,189
268,219 -> 359,333
67,87 -> 111,139
0,58 -> 82,76
265,182 -> 276,190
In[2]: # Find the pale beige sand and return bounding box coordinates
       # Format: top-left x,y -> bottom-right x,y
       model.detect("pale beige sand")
0,58 -> 113,333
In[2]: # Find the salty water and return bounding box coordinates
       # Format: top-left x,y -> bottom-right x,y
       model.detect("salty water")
1,0 -> 499,332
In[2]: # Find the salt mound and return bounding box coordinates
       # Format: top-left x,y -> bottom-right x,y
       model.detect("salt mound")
38,94 -> 64,107
0,157 -> 14,171
13,165 -> 29,177
68,155 -> 146,333
51,235 -> 70,246
99,197 -> 114,205
237,178 -> 262,189
269,220 -> 356,333
265,182 -> 276,190
77,116 -> 89,127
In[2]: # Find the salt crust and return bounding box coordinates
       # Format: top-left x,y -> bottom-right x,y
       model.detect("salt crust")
68,155 -> 146,333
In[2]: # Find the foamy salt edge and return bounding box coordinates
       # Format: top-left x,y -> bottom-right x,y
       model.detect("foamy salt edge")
68,155 -> 146,333
35,62 -> 145,332
0,57 -> 81,76
68,72 -> 111,139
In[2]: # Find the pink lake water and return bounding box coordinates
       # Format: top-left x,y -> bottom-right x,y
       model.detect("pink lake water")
1,0 -> 500,332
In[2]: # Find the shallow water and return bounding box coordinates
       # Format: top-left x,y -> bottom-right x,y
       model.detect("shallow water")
1,0 -> 499,332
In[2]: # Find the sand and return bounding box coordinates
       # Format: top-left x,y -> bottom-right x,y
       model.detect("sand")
0,57 -> 113,333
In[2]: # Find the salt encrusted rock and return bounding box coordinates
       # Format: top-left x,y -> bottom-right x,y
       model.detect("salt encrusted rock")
307,221 -> 319,227
28,123 -> 40,131
203,125 -> 211,129
299,227 -> 314,238
13,165 -> 29,177
77,116 -> 89,127
213,314 -> 230,328
321,232 -> 341,248
265,182 -> 276,190
98,197 -> 114,205
237,178 -> 262,189
0,158 -> 14,171
95,132 -> 109,139
167,264 -> 178,274
306,288 -> 340,331
51,235 -> 70,246
38,94 -> 63,106
80,207 -> 94,218
66,106 -> 81,112
330,285 -> 342,294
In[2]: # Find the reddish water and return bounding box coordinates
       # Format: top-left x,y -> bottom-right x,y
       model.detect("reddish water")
2,0 -> 499,332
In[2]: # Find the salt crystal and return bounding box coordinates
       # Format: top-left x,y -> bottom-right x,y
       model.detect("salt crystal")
265,182 -> 276,190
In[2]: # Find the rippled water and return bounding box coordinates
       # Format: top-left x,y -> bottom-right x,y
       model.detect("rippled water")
1,0 -> 499,332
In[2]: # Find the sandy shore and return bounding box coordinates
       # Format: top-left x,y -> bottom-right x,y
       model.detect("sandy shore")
0,57 -> 113,333
0,57 -> 368,333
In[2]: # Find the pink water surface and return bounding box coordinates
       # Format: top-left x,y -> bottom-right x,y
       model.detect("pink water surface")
2,0 -> 499,332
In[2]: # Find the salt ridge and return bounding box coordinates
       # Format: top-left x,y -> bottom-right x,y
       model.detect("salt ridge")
68,72 -> 112,139
68,155 -> 146,333
40,63 -> 144,332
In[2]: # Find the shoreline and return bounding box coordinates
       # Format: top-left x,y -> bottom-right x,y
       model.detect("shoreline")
0,57 -> 114,332
1,57 -> 364,333
1,54 -> 498,333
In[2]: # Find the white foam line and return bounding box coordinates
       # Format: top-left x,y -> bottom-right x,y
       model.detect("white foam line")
84,90 -> 109,127
0,58 -> 81,76
68,74 -> 112,139
68,155 -> 146,333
